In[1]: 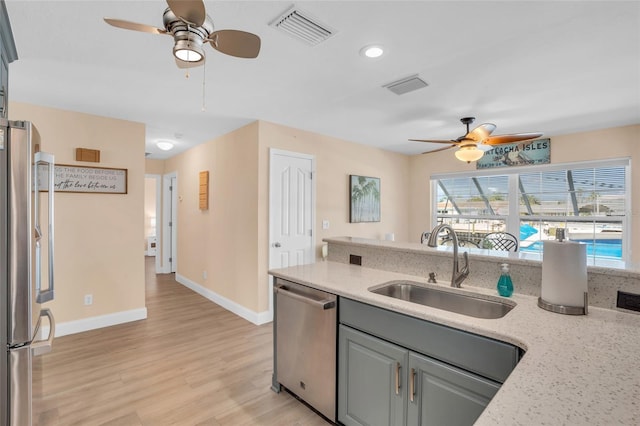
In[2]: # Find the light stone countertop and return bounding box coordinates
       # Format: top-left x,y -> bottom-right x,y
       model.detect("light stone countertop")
269,261 -> 640,425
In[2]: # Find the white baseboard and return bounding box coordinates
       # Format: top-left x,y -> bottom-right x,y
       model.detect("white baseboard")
176,273 -> 272,325
46,308 -> 148,338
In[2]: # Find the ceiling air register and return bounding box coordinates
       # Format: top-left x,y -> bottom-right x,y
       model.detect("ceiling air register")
270,6 -> 335,46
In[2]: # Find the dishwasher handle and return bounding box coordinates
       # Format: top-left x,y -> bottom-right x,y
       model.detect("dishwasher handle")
275,285 -> 336,310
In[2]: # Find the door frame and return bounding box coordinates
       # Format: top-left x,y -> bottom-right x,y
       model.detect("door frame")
268,148 -> 316,318
162,172 -> 177,274
145,173 -> 162,273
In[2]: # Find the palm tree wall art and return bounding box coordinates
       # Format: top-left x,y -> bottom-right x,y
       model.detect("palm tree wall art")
350,175 -> 381,223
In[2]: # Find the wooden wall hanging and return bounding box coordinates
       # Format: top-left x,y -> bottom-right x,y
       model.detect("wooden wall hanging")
199,171 -> 209,210
75,148 -> 101,163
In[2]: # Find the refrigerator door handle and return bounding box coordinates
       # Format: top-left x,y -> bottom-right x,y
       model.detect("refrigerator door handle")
31,308 -> 56,356
34,151 -> 55,303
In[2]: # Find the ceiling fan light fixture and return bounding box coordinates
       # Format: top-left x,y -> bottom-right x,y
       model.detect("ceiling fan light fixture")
454,145 -> 485,163
173,39 -> 204,62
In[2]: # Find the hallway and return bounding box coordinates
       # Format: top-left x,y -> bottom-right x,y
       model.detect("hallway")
32,257 -> 327,425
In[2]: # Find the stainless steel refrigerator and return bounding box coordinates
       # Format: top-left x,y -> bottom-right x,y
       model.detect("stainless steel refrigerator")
1,118 -> 55,426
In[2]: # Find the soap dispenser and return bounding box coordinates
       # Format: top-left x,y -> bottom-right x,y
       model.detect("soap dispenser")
497,263 -> 514,297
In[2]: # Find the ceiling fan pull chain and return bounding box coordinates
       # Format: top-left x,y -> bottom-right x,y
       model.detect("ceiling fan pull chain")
185,22 -> 192,79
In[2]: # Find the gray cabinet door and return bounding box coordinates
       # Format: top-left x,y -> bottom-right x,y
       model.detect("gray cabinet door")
338,325 -> 408,426
407,352 -> 500,426
1,50 -> 7,119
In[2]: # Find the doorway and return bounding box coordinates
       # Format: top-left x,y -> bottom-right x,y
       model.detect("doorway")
145,174 -> 161,273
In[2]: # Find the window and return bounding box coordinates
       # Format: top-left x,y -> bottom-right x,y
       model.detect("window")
432,159 -> 629,261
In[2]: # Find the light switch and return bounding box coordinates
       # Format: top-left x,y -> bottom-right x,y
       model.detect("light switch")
322,220 -> 330,230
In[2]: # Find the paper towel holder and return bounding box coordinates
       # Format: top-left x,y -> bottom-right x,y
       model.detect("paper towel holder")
538,292 -> 588,315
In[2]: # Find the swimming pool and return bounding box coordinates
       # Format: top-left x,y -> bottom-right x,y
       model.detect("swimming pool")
520,239 -> 622,259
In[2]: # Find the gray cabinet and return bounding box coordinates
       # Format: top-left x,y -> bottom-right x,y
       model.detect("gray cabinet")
338,298 -> 519,426
0,0 -> 18,119
338,325 -> 407,426
407,352 -> 499,426
0,31 -> 9,119
0,50 -> 7,118
339,325 -> 501,426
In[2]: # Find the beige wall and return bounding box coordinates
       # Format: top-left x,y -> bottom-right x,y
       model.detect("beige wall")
162,120 -> 410,314
164,122 -> 261,311
408,124 -> 640,260
10,102 -> 146,325
163,120 -> 637,318
256,121 -> 411,311
145,159 -> 165,175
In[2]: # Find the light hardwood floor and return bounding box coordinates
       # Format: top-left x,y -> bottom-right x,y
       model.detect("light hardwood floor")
32,257 -> 329,426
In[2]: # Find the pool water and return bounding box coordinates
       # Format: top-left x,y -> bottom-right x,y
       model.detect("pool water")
520,239 -> 622,259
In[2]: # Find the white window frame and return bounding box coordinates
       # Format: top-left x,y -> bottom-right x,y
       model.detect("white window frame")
431,158 -> 631,260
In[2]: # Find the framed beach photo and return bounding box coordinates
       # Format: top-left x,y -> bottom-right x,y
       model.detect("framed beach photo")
350,175 -> 380,223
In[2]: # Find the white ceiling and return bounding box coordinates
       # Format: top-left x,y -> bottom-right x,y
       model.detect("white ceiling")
5,1 -> 640,160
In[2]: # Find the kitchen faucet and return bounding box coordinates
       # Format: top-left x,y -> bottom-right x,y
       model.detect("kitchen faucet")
426,224 -> 470,288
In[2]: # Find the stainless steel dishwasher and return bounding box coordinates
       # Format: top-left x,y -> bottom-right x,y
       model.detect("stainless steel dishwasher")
273,278 -> 337,422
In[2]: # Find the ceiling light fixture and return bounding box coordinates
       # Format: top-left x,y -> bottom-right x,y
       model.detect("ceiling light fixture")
454,144 -> 485,163
156,141 -> 175,151
173,39 -> 204,62
360,45 -> 384,58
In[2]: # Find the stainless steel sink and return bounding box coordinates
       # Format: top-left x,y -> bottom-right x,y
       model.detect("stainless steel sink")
370,281 -> 514,319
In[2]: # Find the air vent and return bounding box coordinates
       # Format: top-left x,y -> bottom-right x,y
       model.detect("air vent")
270,6 -> 335,46
383,75 -> 429,95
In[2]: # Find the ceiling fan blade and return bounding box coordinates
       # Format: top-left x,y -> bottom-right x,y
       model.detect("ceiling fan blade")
104,18 -> 167,35
466,123 -> 496,142
175,55 -> 205,69
421,145 -> 457,154
209,30 -> 261,58
483,132 -> 543,145
409,139 -> 457,144
167,0 -> 206,26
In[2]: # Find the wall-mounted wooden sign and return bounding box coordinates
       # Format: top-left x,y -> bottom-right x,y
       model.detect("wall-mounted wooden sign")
38,164 -> 128,194
199,171 -> 209,210
75,148 -> 101,163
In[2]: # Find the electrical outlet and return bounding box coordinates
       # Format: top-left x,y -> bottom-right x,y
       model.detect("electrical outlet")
349,254 -> 362,266
617,291 -> 640,312
203,271 -> 207,280
322,220 -> 330,230
84,294 -> 93,306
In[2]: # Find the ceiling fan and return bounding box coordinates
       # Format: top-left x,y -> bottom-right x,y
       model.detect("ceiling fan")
410,117 -> 543,163
104,0 -> 261,69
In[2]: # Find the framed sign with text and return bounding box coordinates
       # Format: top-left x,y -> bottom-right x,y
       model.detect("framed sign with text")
476,138 -> 551,169
38,164 -> 128,194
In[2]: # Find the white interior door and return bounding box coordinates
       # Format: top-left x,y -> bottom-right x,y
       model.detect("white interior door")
269,149 -> 315,316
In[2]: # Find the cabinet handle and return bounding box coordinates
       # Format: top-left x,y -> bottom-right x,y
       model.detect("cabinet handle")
395,362 -> 401,395
0,86 -> 5,117
409,368 -> 416,402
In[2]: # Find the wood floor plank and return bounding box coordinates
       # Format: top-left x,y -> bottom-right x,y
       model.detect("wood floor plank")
32,257 -> 330,426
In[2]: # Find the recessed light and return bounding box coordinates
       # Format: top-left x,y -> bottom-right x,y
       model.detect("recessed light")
156,141 -> 174,151
360,45 -> 384,58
